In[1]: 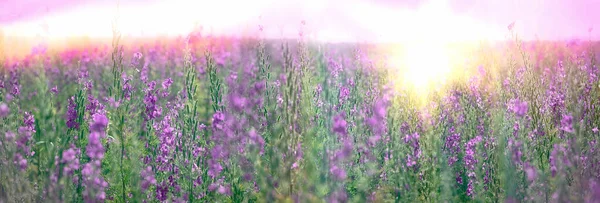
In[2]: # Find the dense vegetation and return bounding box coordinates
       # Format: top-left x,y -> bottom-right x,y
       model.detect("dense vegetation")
1,31 -> 600,202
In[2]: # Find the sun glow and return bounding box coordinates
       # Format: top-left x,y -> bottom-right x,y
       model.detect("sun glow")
384,0 -> 495,96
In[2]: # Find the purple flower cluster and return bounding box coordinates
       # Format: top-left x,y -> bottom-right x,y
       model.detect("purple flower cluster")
140,166 -> 157,192
154,115 -> 176,171
560,114 -> 574,133
445,126 -> 461,166
14,112 -> 36,170
9,67 -> 21,96
83,112 -> 109,201
332,113 -> 348,137
0,103 -> 9,118
549,144 -> 570,177
464,136 -> 482,197
330,113 -> 352,181
143,81 -> 162,121
61,145 -> 80,177
366,99 -> 389,146
122,73 -> 133,100
132,52 -> 143,68
66,96 -> 79,129
509,99 -> 528,118
338,86 -> 350,104
404,132 -> 421,168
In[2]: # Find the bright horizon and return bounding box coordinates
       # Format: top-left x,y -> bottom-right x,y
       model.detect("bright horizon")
2,0 -> 598,43
1,0 -> 598,91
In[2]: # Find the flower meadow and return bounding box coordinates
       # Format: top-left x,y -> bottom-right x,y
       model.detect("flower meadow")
1,29 -> 600,203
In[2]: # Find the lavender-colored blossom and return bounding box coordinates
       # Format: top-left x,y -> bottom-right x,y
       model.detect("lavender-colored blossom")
509,99 -> 528,118
66,97 -> 79,129
50,86 -> 59,94
155,181 -> 169,201
366,99 -> 389,146
445,126 -> 461,166
61,146 -> 80,176
465,136 -> 482,197
338,86 -> 350,103
83,112 -> 108,201
155,116 -> 176,171
122,73 -> 133,100
510,139 -> 523,166
143,81 -> 161,121
10,68 -> 21,96
14,112 -> 35,170
13,153 -> 27,170
23,112 -> 35,130
405,132 -> 421,168
524,163 -> 537,182
0,103 -> 9,118
560,114 -> 574,133
332,113 -> 348,137
329,114 -> 352,181
90,113 -> 108,133
141,166 -> 156,192
212,111 -> 225,131
4,131 -> 15,141
132,52 -> 143,67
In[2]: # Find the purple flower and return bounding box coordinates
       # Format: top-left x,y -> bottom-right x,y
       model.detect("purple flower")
132,52 -> 143,67
23,112 -> 35,131
13,153 -> 27,170
217,184 -> 232,196
560,114 -> 574,133
328,188 -> 348,203
405,132 -> 421,168
155,116 -> 176,171
212,111 -> 225,131
0,103 -> 9,118
464,136 -> 482,197
82,160 -> 108,201
9,68 -> 21,96
4,131 -> 15,141
208,159 -> 223,179
90,113 -> 108,133
162,78 -> 173,90
85,94 -> 104,115
332,113 -> 348,137
329,165 -> 347,181
329,114 -> 352,182
141,166 -> 156,191
83,112 -> 109,201
155,181 -> 169,201
50,86 -> 59,94
66,97 -> 79,129
61,146 -> 80,176
524,163 -> 537,182
143,82 -> 161,121
338,86 -> 350,103
366,99 -> 389,146
229,93 -> 247,112
509,99 -> 528,118
122,73 -> 133,100
445,126 -> 461,166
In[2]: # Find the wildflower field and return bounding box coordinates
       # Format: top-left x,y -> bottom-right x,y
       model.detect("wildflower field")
1,26 -> 600,203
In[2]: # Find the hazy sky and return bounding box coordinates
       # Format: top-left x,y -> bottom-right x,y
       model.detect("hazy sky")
0,0 -> 598,42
